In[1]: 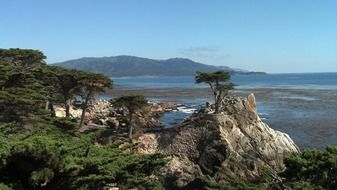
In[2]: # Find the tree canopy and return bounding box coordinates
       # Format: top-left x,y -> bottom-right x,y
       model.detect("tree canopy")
195,71 -> 235,113
0,48 -> 166,190
44,66 -> 79,117
0,49 -> 48,123
76,71 -> 113,127
0,48 -> 46,68
113,95 -> 148,139
0,48 -> 113,127
0,122 -> 167,190
280,146 -> 337,190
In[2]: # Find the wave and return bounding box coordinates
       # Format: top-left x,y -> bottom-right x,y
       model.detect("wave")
177,106 -> 197,114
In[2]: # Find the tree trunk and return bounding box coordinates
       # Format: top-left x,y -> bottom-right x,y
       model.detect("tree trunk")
215,90 -> 223,114
214,81 -> 220,113
79,94 -> 90,128
128,112 -> 133,139
65,99 -> 71,117
209,83 -> 218,113
79,106 -> 87,128
214,92 -> 218,113
45,100 -> 49,110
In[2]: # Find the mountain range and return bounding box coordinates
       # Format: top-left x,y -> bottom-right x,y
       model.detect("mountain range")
53,55 -> 264,77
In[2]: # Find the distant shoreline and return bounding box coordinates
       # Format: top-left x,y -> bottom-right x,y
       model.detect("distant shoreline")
108,72 -> 266,79
107,72 -> 337,78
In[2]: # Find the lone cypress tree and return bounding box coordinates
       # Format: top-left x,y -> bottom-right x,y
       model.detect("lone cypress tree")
195,71 -> 235,113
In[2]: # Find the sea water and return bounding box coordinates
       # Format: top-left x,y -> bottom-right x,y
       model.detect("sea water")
111,73 -> 337,149
112,73 -> 337,89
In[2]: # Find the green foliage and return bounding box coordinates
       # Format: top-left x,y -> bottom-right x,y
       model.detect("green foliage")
76,71 -> 113,97
200,147 -> 337,190
51,117 -> 79,134
180,167 -> 282,190
112,95 -> 148,139
195,71 -> 231,84
286,181 -> 323,190
281,146 -> 337,190
0,122 -> 167,190
195,71 -> 235,113
76,71 -> 113,127
0,48 -> 46,68
0,48 -> 165,189
113,94 -> 148,111
45,66 -> 81,117
0,52 -> 48,122
183,176 -> 271,190
0,183 -> 12,190
0,48 -> 113,126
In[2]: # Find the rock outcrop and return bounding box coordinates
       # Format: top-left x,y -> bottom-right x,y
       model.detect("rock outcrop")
135,94 -> 299,188
54,99 -> 178,130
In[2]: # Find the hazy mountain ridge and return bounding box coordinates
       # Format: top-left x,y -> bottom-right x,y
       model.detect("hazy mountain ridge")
54,55 -> 264,77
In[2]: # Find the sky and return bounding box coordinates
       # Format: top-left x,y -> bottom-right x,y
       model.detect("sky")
0,0 -> 337,73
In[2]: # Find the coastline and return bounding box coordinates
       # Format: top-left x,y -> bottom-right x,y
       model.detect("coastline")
105,86 -> 337,150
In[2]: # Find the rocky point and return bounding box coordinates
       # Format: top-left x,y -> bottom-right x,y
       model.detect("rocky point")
135,94 -> 299,188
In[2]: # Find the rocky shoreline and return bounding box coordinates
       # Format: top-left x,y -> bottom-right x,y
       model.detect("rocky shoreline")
54,94 -> 299,189
54,99 -> 190,131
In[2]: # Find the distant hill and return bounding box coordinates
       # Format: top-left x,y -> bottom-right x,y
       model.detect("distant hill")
53,55 -> 264,77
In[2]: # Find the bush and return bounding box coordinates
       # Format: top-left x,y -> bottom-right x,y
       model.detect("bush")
52,117 -> 78,131
0,124 -> 167,190
0,183 -> 12,190
281,146 -> 337,190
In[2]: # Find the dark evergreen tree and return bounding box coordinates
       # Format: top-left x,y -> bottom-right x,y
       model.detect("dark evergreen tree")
0,49 -> 48,123
76,72 -> 113,128
112,95 -> 148,139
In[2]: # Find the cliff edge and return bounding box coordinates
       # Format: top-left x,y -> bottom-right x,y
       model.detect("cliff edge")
135,94 -> 299,188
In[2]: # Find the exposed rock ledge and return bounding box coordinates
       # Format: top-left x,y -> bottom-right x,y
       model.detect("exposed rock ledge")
135,94 -> 299,188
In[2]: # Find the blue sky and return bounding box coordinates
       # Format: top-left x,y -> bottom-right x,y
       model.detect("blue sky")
1,0 -> 336,73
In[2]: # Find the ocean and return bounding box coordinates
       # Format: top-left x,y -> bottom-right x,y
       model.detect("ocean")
109,73 -> 337,149
112,73 -> 337,89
